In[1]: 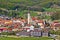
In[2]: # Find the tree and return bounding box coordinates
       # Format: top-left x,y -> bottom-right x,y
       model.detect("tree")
51,12 -> 60,20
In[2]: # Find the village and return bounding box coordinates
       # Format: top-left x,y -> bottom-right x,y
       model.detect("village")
0,0 -> 60,40
0,12 -> 60,38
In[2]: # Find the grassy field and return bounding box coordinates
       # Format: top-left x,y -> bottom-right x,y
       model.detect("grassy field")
0,37 -> 53,40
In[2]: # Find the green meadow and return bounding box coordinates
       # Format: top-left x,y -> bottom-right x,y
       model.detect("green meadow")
0,37 -> 53,40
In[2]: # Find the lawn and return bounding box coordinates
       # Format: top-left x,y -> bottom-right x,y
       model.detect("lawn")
0,37 -> 53,40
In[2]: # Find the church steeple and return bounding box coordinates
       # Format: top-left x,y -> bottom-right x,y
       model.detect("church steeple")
27,11 -> 30,24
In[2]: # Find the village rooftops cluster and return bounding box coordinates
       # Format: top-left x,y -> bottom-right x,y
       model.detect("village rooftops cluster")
0,16 -> 60,32
0,16 -> 45,32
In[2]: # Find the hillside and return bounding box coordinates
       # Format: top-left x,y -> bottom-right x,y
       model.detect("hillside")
0,0 -> 60,19
0,0 -> 60,11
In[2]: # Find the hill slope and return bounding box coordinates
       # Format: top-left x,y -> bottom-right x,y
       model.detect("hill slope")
0,0 -> 60,10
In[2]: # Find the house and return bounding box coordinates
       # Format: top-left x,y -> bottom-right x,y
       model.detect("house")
50,22 -> 60,30
16,28 -> 49,37
42,28 -> 50,37
43,12 -> 54,16
37,20 -> 44,28
32,17 -> 45,28
30,28 -> 42,37
0,27 -> 8,32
